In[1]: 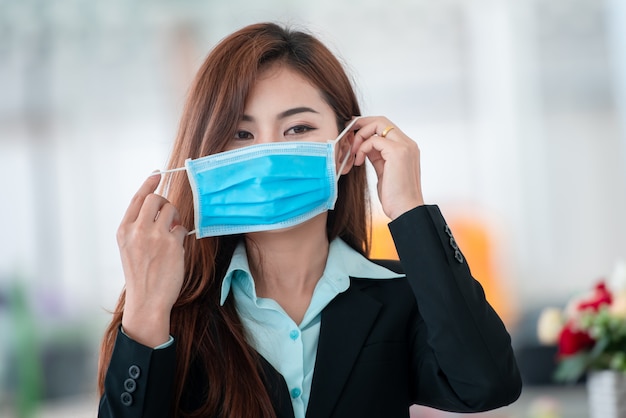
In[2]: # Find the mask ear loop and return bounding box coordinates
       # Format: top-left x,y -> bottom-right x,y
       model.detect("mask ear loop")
332,117 -> 362,178
161,171 -> 173,200
154,167 -> 197,236
155,167 -> 186,199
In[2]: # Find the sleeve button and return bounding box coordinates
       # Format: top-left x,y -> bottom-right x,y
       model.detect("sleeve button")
121,391 -> 133,406
124,378 -> 137,393
454,250 -> 464,263
128,365 -> 141,379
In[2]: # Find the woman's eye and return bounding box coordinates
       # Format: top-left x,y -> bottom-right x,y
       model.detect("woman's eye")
234,131 -> 253,140
286,125 -> 315,135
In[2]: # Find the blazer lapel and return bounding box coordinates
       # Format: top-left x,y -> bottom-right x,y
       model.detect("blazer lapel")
305,281 -> 381,418
259,355 -> 296,418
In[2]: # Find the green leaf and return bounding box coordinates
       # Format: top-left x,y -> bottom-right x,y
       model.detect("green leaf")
554,353 -> 589,383
589,337 -> 610,360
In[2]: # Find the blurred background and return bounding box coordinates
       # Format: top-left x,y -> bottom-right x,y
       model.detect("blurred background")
1,0 -> 625,416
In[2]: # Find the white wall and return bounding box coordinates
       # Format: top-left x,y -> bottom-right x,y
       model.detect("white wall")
0,0 -> 625,327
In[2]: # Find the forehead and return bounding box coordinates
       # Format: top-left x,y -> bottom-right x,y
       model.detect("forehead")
256,62 -> 314,87
244,63 -> 330,112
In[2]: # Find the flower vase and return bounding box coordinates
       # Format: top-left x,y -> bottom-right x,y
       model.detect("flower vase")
587,370 -> 626,418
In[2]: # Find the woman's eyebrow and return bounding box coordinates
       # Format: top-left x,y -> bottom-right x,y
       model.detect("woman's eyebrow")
241,107 -> 319,122
278,107 -> 319,119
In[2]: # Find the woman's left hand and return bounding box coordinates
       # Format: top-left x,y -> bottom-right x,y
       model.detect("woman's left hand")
352,116 -> 424,220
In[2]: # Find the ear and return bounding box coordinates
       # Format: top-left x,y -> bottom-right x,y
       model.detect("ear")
337,130 -> 356,175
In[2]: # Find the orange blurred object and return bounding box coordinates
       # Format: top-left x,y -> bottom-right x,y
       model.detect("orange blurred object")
369,214 -> 516,327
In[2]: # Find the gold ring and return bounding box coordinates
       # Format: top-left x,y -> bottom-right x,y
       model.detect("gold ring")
381,126 -> 395,138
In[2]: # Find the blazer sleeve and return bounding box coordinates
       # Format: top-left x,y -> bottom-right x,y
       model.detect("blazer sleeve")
98,328 -> 176,418
388,205 -> 522,412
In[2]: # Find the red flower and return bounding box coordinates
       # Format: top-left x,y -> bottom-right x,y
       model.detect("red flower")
577,281 -> 612,312
557,321 -> 594,356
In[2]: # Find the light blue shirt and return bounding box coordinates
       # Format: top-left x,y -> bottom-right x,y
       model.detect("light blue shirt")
219,238 -> 404,418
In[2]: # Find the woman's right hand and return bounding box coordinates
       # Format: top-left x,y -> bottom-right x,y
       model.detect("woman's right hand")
117,173 -> 188,348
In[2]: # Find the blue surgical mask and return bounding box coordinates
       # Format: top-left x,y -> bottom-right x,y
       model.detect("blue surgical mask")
161,117 -> 360,238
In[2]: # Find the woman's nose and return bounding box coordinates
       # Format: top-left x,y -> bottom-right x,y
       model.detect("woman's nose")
254,130 -> 284,144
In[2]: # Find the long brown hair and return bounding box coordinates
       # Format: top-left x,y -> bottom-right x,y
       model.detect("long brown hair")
98,22 -> 369,418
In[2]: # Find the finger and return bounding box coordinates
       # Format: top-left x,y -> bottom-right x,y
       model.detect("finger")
120,173 -> 161,225
170,224 -> 189,241
352,116 -> 398,138
352,118 -> 400,164
154,202 -> 182,230
354,135 -> 387,166
136,193 -> 170,224
368,153 -> 386,180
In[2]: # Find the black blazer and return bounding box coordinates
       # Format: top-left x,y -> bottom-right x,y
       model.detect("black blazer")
99,205 -> 522,418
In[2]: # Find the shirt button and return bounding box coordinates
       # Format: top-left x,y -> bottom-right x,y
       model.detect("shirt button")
289,330 -> 300,340
290,387 -> 302,398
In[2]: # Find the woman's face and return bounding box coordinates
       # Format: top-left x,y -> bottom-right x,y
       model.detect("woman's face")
226,63 -> 341,151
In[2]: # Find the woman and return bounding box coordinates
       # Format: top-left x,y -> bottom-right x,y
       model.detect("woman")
97,22 -> 521,418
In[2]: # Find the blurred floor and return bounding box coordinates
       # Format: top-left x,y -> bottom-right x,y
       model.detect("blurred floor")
411,385 -> 588,418
26,384 -> 588,418
36,393 -> 98,418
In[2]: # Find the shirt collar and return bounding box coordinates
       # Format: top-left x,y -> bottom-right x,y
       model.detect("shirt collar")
219,238 -> 404,306
220,241 -> 251,305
